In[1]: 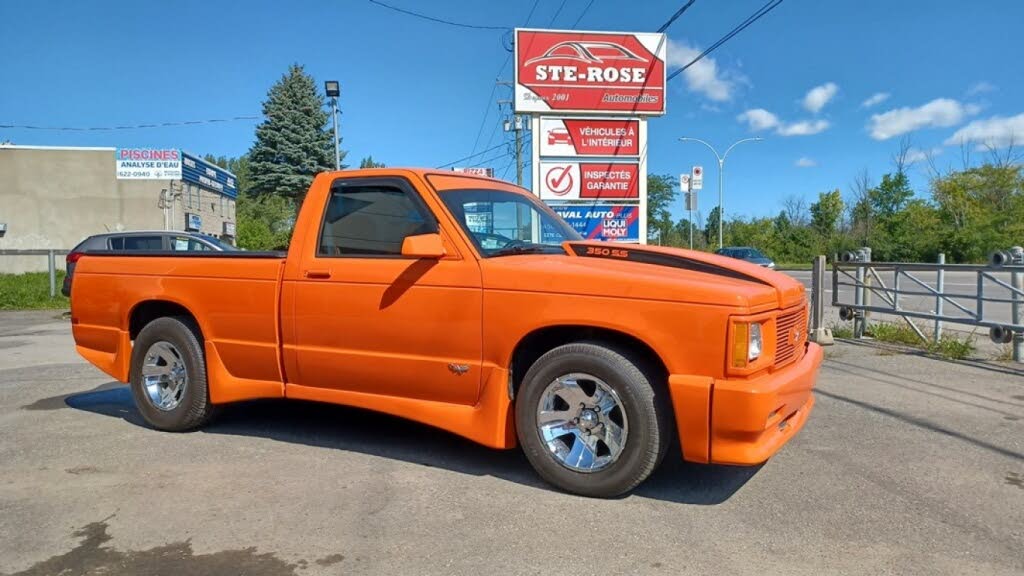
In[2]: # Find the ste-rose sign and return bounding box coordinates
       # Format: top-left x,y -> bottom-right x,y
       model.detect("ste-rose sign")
514,29 -> 667,115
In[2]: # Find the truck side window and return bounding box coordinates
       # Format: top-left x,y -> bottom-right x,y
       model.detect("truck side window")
318,184 -> 436,257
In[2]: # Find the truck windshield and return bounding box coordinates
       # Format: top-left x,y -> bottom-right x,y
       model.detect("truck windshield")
438,189 -> 582,257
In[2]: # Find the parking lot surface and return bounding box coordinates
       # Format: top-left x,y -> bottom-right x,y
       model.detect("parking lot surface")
1,310 -> 1022,575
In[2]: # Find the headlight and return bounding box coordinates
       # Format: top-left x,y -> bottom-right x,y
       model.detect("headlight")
749,322 -> 762,361
731,321 -> 765,368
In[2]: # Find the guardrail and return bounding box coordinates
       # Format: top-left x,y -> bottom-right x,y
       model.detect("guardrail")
831,247 -> 1024,362
0,249 -> 70,298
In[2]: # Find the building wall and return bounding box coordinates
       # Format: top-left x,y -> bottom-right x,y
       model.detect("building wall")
0,146 -> 235,274
176,181 -> 236,239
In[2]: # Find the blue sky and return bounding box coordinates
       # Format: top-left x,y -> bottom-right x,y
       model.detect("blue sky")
3,0 -> 1023,222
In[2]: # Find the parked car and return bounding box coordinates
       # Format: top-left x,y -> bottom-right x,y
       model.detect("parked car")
69,168 -> 820,498
715,246 -> 776,269
62,231 -> 236,297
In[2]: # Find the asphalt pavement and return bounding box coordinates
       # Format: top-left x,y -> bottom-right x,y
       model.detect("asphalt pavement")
1,310 -> 1022,575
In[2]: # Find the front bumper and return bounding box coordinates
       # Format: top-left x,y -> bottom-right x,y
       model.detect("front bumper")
668,342 -> 823,465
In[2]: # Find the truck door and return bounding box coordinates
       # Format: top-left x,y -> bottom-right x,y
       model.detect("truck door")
282,175 -> 483,406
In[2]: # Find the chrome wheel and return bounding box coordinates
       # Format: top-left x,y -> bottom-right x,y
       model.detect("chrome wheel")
141,341 -> 188,411
537,373 -> 628,473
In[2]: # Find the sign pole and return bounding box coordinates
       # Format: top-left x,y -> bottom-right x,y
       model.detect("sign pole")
688,196 -> 693,250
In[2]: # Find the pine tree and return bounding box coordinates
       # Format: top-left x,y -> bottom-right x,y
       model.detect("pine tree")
248,64 -> 343,205
359,156 -> 386,169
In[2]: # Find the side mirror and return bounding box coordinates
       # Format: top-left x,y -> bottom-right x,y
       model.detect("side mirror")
401,233 -> 446,259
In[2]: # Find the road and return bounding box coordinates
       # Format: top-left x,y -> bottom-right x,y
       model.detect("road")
784,267 -> 1023,341
1,311 -> 1022,575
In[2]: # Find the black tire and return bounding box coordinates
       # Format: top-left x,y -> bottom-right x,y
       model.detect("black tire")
515,342 -> 672,498
129,316 -> 216,431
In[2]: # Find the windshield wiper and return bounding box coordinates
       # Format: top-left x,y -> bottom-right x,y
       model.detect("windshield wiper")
488,245 -> 554,258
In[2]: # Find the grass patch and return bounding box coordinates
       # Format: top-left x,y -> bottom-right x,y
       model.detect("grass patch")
992,344 -> 1015,362
926,335 -> 975,360
0,271 -> 69,310
866,321 -> 923,346
829,322 -> 854,339
830,319 -> 977,360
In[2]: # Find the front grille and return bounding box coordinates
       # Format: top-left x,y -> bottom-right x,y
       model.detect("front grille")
775,305 -> 808,367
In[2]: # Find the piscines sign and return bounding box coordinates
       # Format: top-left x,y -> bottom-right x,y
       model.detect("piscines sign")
115,148 -> 182,180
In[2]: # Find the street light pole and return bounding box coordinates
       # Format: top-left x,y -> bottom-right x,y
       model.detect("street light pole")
678,136 -> 762,249
331,100 -> 340,170
324,81 -> 341,170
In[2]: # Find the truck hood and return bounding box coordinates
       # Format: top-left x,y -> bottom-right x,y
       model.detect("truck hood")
480,241 -> 806,311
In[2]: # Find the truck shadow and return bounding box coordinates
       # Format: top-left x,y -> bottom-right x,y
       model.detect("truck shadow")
61,382 -> 760,505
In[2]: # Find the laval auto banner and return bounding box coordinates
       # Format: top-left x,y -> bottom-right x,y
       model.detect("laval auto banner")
516,28 -> 666,243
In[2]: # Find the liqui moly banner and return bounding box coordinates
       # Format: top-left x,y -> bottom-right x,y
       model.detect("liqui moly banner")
548,204 -> 640,242
515,29 -> 667,115
539,117 -> 640,157
539,161 -> 639,200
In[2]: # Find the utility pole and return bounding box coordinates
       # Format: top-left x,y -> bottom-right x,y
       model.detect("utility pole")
498,93 -> 526,187
678,136 -> 763,249
504,114 -> 525,186
498,83 -> 529,238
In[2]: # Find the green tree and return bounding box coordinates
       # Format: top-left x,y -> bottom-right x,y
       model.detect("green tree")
359,156 -> 386,169
646,174 -> 678,243
235,192 -> 295,251
705,206 -> 724,246
673,217 -> 701,249
931,163 -> 1024,261
810,189 -> 844,237
869,172 -> 913,218
248,64 -> 342,206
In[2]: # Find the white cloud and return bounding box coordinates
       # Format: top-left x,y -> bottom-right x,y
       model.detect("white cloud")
667,39 -> 742,102
944,113 -> 1024,148
904,147 -> 943,164
966,81 -> 996,96
868,98 -> 978,140
778,119 -> 830,136
803,82 -> 838,113
795,157 -> 816,168
737,109 -> 830,136
736,108 -> 779,131
861,92 -> 890,108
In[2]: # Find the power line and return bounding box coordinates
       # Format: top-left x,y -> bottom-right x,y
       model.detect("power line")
436,141 -> 509,169
366,0 -> 509,31
667,0 -> 783,81
570,0 -> 596,28
467,0 -> 540,159
468,149 -> 515,169
657,0 -> 697,33
0,116 -> 260,132
548,0 -> 569,27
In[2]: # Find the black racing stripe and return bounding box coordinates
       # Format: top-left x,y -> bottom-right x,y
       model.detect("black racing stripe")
569,243 -> 770,285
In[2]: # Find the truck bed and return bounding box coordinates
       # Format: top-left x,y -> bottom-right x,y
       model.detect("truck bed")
70,253 -> 288,403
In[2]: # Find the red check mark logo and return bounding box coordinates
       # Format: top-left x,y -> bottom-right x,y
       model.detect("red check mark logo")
546,165 -> 574,196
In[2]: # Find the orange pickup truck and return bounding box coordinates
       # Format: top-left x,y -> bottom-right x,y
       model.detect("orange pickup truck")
70,168 -> 822,497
